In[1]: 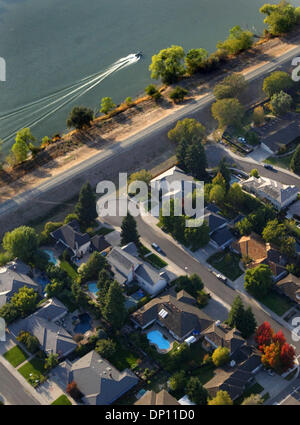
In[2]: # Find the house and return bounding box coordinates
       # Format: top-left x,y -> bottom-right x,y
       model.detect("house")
150,166 -> 195,204
57,350 -> 138,405
210,227 -> 235,250
89,235 -> 110,253
8,298 -> 76,358
51,220 -> 91,258
132,290 -> 213,342
240,176 -> 298,210
202,322 -> 245,355
203,210 -> 234,250
0,260 -> 40,307
276,274 -> 300,304
135,390 -> 179,405
203,326 -> 261,401
232,233 -> 287,281
107,243 -> 168,296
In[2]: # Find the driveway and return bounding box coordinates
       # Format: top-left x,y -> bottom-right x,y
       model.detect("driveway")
255,369 -> 290,399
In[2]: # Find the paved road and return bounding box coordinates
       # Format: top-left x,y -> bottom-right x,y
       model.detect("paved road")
1,43 -> 300,218
0,362 -> 40,405
266,377 -> 300,405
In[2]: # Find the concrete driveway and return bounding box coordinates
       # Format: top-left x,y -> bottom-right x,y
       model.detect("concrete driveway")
255,369 -> 290,399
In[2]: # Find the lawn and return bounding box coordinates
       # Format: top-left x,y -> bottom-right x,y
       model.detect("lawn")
145,253 -> 168,269
59,260 -> 79,281
18,355 -> 48,387
264,154 -> 293,170
207,251 -> 243,281
258,290 -> 293,316
4,346 -> 28,367
89,227 -> 114,237
234,382 -> 264,405
138,244 -> 151,257
51,395 -> 72,405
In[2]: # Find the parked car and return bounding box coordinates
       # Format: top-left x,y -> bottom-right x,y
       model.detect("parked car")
151,242 -> 165,255
264,164 -> 275,171
212,271 -> 227,284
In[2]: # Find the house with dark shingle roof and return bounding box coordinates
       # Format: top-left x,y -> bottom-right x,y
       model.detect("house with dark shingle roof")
135,390 -> 179,405
0,260 -> 40,307
57,350 -> 138,405
132,290 -> 213,342
202,322 -> 245,355
107,243 -> 168,295
276,273 -> 300,304
9,298 -> 76,358
232,233 -> 287,281
51,220 -> 91,258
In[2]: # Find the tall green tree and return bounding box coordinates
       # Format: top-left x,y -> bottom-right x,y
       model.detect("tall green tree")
208,390 -> 233,405
262,219 -> 286,246
74,182 -> 97,227
3,226 -> 38,263
102,281 -> 126,330
100,97 -> 116,114
149,45 -> 185,84
217,25 -> 253,55
262,71 -> 293,97
260,1 -> 300,36
213,73 -> 247,100
184,141 -> 207,179
186,377 -> 208,405
120,212 -> 139,246
218,158 -> 231,191
244,264 -> 273,298
227,295 -> 245,328
270,91 -> 292,116
211,98 -> 244,128
67,106 -> 94,130
212,346 -> 230,367
11,287 -> 38,317
240,307 -> 257,339
168,118 -> 206,145
185,48 -> 208,75
11,139 -> 29,164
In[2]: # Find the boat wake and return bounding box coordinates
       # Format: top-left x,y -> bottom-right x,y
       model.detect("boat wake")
0,53 -> 141,144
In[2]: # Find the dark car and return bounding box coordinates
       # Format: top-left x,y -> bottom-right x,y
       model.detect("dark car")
263,164 -> 275,171
151,242 -> 166,256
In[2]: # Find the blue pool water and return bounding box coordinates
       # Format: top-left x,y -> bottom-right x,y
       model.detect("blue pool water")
43,249 -> 59,266
37,276 -> 51,293
147,330 -> 170,350
74,313 -> 92,334
88,282 -> 98,295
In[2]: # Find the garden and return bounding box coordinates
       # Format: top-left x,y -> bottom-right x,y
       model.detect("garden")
207,250 -> 243,281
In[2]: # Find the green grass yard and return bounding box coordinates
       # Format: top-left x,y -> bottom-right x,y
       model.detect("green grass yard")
59,260 -> 79,281
51,395 -> 72,405
264,154 -> 293,170
258,290 -> 293,317
108,342 -> 140,371
18,355 -> 48,387
207,251 -> 243,281
145,253 -> 168,269
4,346 -> 28,368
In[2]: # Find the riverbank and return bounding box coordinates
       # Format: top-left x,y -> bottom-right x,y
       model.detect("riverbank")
1,27 -> 300,202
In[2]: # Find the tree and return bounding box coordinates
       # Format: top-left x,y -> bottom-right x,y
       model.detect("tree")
242,394 -> 264,405
260,1 -> 299,36
217,25 -> 253,55
128,169 -> 152,194
213,73 -> 247,100
262,219 -> 286,246
11,139 -> 29,164
120,212 -> 139,246
0,303 -> 18,324
17,331 -> 40,353
236,217 -> 253,236
227,295 -> 245,329
218,158 -> 231,191
208,390 -> 233,405
211,98 -> 244,128
212,172 -> 226,191
212,346 -> 230,367
226,183 -> 245,210
244,264 -> 273,298
252,106 -> 265,126
66,381 -> 82,401
44,353 -> 59,370
175,274 -> 204,298
240,307 -> 257,339
280,342 -> 296,371
169,86 -> 188,104
100,97 -> 116,114
290,144 -> 300,175
10,287 -> 38,317
95,339 -> 116,360
255,322 -> 274,350
74,181 -> 97,227
78,252 -> 107,283
97,270 -> 112,310
263,71 -> 293,97
168,370 -> 187,393
250,168 -> 259,178
209,184 -> 225,205
102,281 -> 126,329
168,118 -> 206,145
270,90 -> 292,116
3,226 -> 38,263
185,48 -> 208,74
186,377 -> 208,405
149,45 -> 185,84
145,84 -> 161,101
66,106 -> 94,130
16,128 -> 36,146
184,221 -> 210,251
184,141 -> 207,179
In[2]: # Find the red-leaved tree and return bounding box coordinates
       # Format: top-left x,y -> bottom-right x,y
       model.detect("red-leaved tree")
255,321 -> 274,351
280,343 -> 296,372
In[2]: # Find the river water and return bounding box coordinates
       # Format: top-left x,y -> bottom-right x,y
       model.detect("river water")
0,0 -> 298,151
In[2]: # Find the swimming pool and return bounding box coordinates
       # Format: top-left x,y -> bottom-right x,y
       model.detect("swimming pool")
43,249 -> 59,266
74,313 -> 92,334
37,275 -> 51,293
88,282 -> 98,296
147,330 -> 170,350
